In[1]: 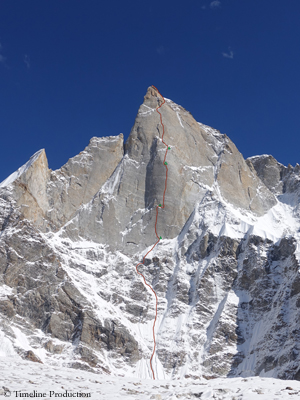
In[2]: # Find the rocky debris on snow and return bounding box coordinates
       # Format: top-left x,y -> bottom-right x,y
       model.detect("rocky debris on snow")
1,356 -> 300,399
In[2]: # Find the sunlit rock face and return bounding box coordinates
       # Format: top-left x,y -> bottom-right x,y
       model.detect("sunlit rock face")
62,86 -> 276,254
1,87 -> 300,381
0,134 -> 124,233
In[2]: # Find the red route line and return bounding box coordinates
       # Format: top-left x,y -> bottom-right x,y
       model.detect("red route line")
135,85 -> 169,380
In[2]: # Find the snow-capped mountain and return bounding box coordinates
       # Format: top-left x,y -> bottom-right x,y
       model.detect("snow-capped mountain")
1,86 -> 300,381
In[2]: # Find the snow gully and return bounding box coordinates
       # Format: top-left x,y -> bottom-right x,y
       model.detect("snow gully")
134,85 -> 170,380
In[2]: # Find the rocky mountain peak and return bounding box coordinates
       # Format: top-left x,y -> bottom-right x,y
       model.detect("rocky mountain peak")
0,148 -> 50,226
0,133 -> 124,232
0,148 -> 48,189
1,88 -> 300,381
66,88 -> 275,256
143,85 -> 162,104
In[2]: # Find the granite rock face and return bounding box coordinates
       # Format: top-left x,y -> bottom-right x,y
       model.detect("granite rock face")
62,86 -> 276,254
2,135 -> 124,233
1,87 -> 300,380
248,154 -> 300,219
46,135 -> 124,230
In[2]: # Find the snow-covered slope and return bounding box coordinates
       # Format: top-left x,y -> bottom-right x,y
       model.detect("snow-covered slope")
2,356 -> 300,399
1,86 -> 300,384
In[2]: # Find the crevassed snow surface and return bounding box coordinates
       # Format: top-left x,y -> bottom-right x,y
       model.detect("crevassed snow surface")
0,149 -> 43,188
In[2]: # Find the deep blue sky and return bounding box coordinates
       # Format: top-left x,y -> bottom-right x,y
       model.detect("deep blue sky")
1,0 -> 300,182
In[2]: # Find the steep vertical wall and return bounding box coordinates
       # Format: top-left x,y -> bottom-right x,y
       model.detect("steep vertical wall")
62,86 -> 276,255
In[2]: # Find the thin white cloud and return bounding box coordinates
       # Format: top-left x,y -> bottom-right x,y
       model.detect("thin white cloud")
156,45 -> 165,55
24,54 -> 30,69
210,1 -> 221,8
222,50 -> 234,59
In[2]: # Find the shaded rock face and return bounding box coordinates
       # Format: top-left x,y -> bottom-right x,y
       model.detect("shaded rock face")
247,155 -> 285,195
1,86 -> 300,379
234,235 -> 300,380
248,154 -> 300,220
248,154 -> 300,198
0,196 -> 140,370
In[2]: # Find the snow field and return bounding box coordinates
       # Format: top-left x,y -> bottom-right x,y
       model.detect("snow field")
1,357 -> 300,399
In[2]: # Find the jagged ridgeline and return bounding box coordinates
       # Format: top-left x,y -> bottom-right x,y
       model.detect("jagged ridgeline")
1,86 -> 300,380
